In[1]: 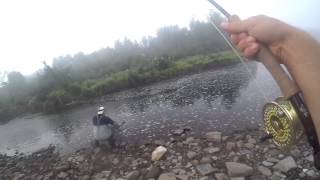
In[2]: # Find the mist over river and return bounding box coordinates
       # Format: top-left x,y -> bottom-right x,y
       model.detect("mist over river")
0,62 -> 281,155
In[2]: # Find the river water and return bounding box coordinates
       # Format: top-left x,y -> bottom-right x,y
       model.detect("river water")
0,62 -> 281,155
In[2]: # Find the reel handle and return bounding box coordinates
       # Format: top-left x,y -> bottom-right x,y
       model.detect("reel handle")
257,46 -> 299,98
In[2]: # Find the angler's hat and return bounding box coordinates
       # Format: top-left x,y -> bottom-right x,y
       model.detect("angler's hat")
97,106 -> 105,115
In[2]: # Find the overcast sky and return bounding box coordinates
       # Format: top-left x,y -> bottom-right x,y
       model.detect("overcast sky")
0,0 -> 319,75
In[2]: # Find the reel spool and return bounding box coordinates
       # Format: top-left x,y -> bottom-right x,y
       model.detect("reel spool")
263,97 -> 304,149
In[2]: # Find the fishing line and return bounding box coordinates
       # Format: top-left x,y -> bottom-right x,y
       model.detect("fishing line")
209,20 -> 270,102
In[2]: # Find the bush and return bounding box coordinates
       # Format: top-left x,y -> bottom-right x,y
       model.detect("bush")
43,89 -> 72,112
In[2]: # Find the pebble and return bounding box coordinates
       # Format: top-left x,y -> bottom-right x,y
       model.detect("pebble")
244,143 -> 254,149
247,138 -> 256,144
230,178 -> 245,180
214,173 -> 228,180
200,157 -> 212,164
262,161 -> 274,167
206,131 -> 221,143
196,163 -> 216,176
203,147 -> 220,154
145,166 -> 161,178
305,155 -> 314,162
57,172 -> 68,179
158,173 -> 176,180
266,157 -> 280,163
226,142 -> 236,151
187,151 -> 197,159
126,171 -> 140,180
199,176 -> 208,180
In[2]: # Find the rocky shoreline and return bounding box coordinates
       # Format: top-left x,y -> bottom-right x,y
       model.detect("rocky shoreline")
1,129 -> 319,180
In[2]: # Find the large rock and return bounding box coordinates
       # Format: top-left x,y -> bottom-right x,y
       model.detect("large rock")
225,162 -> 253,177
126,170 -> 140,180
206,132 -> 221,143
272,156 -> 297,173
196,163 -> 216,176
158,173 -> 176,180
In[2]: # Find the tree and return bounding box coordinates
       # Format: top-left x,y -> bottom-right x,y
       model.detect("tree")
7,71 -> 26,92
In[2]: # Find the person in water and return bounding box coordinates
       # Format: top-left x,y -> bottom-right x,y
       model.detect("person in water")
92,106 -> 116,146
220,15 -> 320,143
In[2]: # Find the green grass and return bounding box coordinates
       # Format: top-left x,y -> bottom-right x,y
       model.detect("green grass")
79,51 -> 238,98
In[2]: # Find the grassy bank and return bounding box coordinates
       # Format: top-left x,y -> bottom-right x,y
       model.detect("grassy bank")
79,51 -> 237,97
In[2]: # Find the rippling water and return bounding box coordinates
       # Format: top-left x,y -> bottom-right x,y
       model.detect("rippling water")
0,62 -> 281,155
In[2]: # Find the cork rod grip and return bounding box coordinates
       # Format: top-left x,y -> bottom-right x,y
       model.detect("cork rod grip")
257,45 -> 299,98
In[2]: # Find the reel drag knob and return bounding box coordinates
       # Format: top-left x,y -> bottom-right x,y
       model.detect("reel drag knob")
263,97 -> 303,149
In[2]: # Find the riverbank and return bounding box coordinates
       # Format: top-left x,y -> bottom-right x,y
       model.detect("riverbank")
1,128 -> 318,180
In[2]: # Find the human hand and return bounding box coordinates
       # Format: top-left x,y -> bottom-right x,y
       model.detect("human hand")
220,15 -> 294,64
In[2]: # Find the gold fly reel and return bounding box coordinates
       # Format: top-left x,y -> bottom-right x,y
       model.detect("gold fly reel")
263,97 -> 304,149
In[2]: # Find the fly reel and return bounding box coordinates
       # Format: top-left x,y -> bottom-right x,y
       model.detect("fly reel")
263,97 -> 304,149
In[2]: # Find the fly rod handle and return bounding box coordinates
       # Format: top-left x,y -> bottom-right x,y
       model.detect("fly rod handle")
257,45 -> 299,98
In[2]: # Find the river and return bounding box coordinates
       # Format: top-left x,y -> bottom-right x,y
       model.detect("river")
0,62 -> 281,155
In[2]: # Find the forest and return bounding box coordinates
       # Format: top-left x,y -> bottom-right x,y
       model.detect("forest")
0,14 -> 238,121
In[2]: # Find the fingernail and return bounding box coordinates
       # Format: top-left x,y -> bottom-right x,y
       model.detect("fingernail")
220,22 -> 229,28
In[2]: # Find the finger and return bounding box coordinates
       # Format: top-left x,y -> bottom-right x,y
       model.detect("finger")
237,36 -> 252,52
230,33 -> 247,44
230,34 -> 240,44
243,43 -> 259,58
245,36 -> 257,44
221,18 -> 255,33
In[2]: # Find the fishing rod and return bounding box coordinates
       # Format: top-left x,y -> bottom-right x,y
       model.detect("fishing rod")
207,0 -> 320,169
